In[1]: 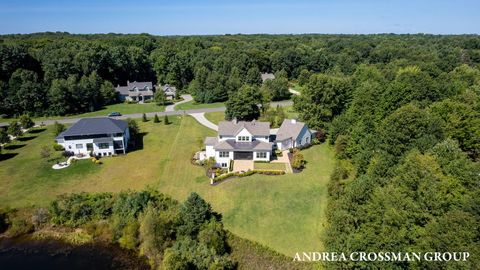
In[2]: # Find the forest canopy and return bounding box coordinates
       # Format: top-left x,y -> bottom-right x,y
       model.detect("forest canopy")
1,33 -> 480,117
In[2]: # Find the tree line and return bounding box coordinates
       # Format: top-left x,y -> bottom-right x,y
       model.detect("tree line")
291,62 -> 480,268
1,33 -> 480,117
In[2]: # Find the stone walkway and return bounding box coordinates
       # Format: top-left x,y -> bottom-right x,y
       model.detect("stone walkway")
272,150 -> 293,173
165,94 -> 193,112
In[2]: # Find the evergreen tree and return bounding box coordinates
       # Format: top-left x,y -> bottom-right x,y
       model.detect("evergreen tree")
153,114 -> 160,123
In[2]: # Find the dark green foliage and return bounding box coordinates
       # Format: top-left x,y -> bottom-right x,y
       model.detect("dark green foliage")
261,71 -> 291,101
153,114 -> 160,123
178,192 -> 216,237
225,85 -> 261,121
53,121 -> 66,137
7,121 -> 22,137
163,114 -> 169,125
126,118 -> 139,139
49,192 -> 114,226
378,104 -> 444,158
294,73 -> 352,129
0,128 -> 10,144
154,90 -> 166,105
141,113 -> 147,122
19,114 -> 34,129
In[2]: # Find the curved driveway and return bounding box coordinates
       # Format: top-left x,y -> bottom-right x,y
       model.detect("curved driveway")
0,100 -> 293,127
165,94 -> 193,112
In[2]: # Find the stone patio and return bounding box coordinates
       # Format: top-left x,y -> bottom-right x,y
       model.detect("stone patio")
232,160 -> 254,172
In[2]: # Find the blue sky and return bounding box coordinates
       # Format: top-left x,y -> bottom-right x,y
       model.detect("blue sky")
0,0 -> 478,35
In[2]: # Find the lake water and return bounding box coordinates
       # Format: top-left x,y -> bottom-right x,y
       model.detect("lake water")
0,237 -> 150,270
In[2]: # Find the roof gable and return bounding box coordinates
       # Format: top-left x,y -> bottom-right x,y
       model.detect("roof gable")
218,120 -> 270,137
276,119 -> 308,141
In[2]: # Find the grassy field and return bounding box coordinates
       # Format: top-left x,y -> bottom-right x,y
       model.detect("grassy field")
0,114 -> 334,257
205,106 -> 298,125
254,162 -> 286,171
175,100 -> 225,111
1,103 -> 166,123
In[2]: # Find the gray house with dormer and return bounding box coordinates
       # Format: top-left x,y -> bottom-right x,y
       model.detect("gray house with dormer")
115,81 -> 155,102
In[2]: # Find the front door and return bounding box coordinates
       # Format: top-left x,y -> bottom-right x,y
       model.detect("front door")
234,151 -> 253,160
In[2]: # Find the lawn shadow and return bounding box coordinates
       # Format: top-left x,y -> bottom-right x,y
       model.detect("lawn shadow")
0,153 -> 18,161
17,136 -> 37,142
3,144 -> 26,150
28,128 -> 46,134
128,132 -> 148,152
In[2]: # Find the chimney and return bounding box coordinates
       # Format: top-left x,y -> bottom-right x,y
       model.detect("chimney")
233,118 -> 238,124
127,80 -> 130,84
291,119 -> 297,124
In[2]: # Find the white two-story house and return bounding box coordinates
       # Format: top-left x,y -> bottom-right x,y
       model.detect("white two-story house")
55,117 -> 130,157
204,120 -> 273,168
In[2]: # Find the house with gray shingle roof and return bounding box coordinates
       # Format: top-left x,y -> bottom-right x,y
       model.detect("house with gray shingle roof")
275,119 -> 314,150
204,119 -> 273,168
55,117 -> 130,156
116,81 -> 155,103
261,73 -> 275,82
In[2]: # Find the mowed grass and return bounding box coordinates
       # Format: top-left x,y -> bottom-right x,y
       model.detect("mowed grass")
254,162 -> 286,171
175,100 -> 225,111
205,106 -> 298,125
1,103 -> 166,123
0,114 -> 334,257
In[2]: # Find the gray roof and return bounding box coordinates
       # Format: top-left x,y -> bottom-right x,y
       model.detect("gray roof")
56,117 -> 128,139
204,137 -> 218,145
276,119 -> 308,141
261,73 -> 275,82
162,84 -> 177,96
214,139 -> 273,151
116,81 -> 154,96
218,120 -> 270,137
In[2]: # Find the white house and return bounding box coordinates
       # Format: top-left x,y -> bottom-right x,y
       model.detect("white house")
115,81 -> 155,102
204,120 -> 273,168
55,118 -> 130,157
275,119 -> 315,150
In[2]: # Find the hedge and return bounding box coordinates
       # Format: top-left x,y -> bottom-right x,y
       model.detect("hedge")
211,169 -> 285,184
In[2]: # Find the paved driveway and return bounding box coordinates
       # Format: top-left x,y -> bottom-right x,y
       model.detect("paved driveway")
165,94 -> 193,112
0,100 -> 293,128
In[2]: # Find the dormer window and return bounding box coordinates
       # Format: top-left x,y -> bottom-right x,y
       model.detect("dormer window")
237,136 -> 250,141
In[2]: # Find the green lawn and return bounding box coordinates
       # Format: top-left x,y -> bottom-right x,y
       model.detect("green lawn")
205,107 -> 298,125
0,114 -> 334,258
205,111 -> 226,124
1,103 -> 166,123
175,100 -> 225,111
254,162 -> 286,171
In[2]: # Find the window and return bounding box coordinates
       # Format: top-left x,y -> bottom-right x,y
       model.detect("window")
256,152 -> 267,158
219,151 -> 229,158
221,163 -> 228,168
98,143 -> 110,149
76,144 -> 83,149
237,136 -> 250,141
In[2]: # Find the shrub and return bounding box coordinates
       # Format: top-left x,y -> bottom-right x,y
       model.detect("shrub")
62,150 -> 74,157
53,121 -> 66,136
7,218 -> 34,237
19,114 -> 35,129
95,160 -> 102,165
40,146 -> 52,159
164,115 -> 170,125
7,121 -> 22,137
291,149 -> 306,170
142,113 -> 147,122
31,208 -> 49,228
53,143 -> 64,151
316,129 -> 327,143
153,114 -> 160,123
